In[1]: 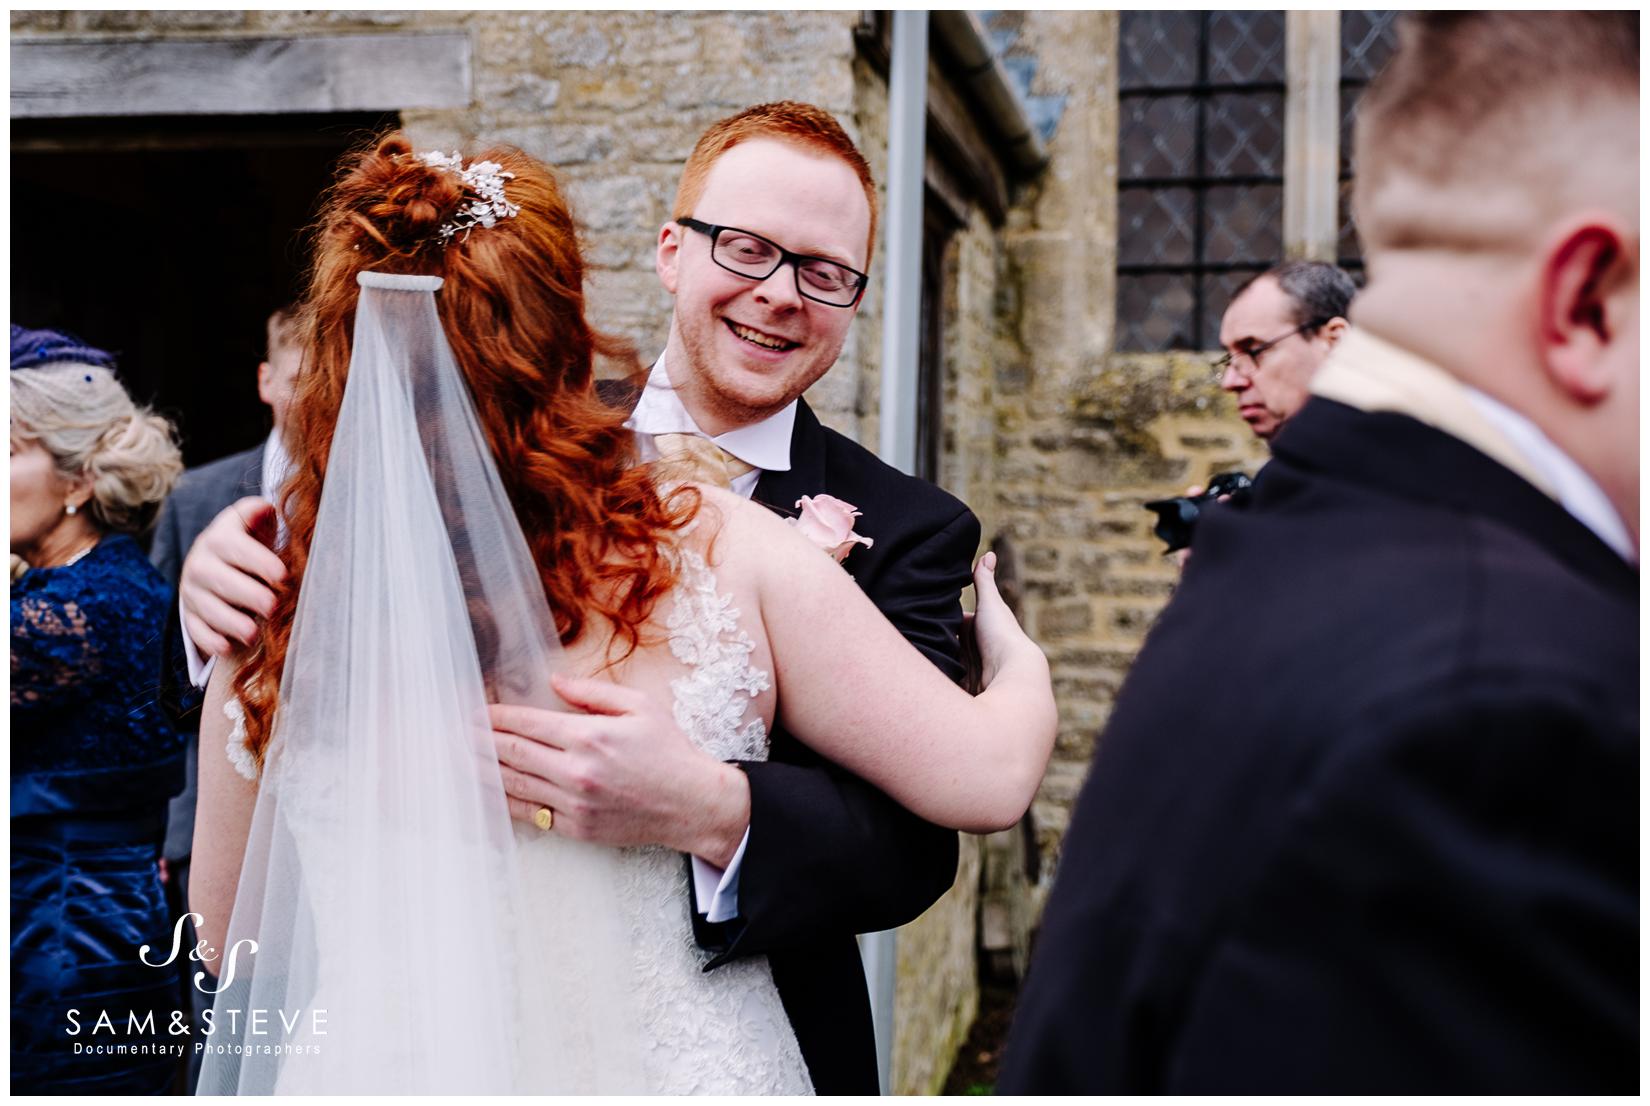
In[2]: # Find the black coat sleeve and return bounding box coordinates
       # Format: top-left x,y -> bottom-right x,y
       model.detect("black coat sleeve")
1166,684 -> 1637,1093
693,504 -> 980,963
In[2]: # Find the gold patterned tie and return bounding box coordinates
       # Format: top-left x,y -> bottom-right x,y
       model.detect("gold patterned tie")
652,432 -> 758,490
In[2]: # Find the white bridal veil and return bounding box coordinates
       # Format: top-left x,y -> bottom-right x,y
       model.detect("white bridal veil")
197,272 -> 645,1093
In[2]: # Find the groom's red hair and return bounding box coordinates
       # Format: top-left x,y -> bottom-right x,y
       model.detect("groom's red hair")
672,101 -> 879,263
232,132 -> 696,767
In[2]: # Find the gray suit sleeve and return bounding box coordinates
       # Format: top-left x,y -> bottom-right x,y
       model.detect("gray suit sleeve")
150,493 -> 185,592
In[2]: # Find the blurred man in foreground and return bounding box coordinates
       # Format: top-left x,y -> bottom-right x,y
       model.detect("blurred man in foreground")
1003,12 -> 1637,1092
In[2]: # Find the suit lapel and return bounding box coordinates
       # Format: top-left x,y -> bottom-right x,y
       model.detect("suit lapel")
754,399 -> 827,517
236,442 -> 267,499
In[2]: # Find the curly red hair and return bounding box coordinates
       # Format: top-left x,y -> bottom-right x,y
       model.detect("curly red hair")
232,133 -> 696,765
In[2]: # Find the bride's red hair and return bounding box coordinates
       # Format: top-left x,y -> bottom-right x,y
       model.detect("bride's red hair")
232,132 -> 695,765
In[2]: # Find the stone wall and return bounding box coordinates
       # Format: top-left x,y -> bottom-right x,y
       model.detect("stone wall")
11,8 -> 867,423
944,12 -> 1272,919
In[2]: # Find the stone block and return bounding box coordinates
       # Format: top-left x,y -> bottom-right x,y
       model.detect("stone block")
1054,725 -> 1099,761
1037,601 -> 1094,641
564,173 -> 663,233
12,10 -> 66,32
1021,544 -> 1059,573
618,122 -> 702,165
562,69 -> 656,113
474,70 -> 562,115
147,10 -> 251,31
802,360 -> 860,418
71,10 -> 144,32
550,24 -> 616,67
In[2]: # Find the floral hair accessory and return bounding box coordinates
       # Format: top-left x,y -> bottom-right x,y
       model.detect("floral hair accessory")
790,495 -> 874,564
417,150 -> 521,242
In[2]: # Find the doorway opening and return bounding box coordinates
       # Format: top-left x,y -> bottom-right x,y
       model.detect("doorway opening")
12,113 -> 393,465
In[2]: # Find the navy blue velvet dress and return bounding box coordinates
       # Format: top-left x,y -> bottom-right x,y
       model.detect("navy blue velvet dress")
11,534 -> 188,1093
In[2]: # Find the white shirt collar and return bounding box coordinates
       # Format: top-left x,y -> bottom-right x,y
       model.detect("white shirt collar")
261,429 -> 293,501
623,346 -> 795,473
1463,387 -> 1636,564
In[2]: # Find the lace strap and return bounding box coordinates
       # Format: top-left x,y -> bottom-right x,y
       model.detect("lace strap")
664,548 -> 771,763
223,697 -> 258,781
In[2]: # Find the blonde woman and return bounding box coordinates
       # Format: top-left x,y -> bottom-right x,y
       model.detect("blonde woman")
10,330 -> 184,1093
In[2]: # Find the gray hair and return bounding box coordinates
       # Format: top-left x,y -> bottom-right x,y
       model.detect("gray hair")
1237,261 -> 1357,330
10,363 -> 182,534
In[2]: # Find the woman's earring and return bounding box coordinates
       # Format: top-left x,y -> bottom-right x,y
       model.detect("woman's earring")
65,503 -> 78,516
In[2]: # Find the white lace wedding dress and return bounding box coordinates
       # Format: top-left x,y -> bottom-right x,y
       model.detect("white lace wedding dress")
223,547 -> 813,1094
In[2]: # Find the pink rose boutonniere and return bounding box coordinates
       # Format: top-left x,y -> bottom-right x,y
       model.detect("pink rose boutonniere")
790,494 -> 874,564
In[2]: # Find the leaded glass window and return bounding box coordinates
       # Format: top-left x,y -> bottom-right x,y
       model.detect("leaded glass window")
1337,11 -> 1401,280
1118,11 -> 1286,351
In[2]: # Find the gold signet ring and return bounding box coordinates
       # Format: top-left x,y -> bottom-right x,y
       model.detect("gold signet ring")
533,806 -> 554,832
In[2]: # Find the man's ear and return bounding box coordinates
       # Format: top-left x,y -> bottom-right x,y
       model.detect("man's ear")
655,222 -> 683,295
1542,219 -> 1630,404
256,361 -> 273,406
1320,316 -> 1350,347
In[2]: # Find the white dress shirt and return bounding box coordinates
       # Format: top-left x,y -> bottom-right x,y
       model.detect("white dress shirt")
625,346 -> 798,922
1464,388 -> 1636,564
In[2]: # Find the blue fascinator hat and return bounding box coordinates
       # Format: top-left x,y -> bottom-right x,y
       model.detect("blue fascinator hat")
11,324 -> 118,371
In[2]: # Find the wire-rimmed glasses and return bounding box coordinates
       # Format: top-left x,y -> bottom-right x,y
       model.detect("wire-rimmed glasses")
1210,319 -> 1330,384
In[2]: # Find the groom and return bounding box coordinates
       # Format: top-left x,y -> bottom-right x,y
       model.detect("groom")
178,102 -> 977,1094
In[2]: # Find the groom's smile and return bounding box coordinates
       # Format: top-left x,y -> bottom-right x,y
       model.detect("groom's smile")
723,319 -> 802,355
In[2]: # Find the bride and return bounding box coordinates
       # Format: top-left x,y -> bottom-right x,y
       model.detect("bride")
187,134 -> 1055,1093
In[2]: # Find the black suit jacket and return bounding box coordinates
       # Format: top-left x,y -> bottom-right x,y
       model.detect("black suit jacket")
706,399 -> 976,1093
150,442 -> 266,860
603,381 -> 975,1092
1000,398 -> 1637,1093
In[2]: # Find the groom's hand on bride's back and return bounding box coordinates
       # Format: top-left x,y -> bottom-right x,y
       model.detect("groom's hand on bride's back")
179,497 -> 287,657
489,672 -> 752,867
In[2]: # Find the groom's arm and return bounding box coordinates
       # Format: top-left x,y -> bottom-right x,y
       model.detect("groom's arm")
692,503 -> 979,964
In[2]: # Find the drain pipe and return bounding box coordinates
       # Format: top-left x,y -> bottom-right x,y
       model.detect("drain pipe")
865,12 -> 929,1094
875,10 -> 929,479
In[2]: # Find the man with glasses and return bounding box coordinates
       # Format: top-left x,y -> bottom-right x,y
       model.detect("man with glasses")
1173,262 -> 1355,565
597,102 -> 978,1093
1215,261 -> 1355,441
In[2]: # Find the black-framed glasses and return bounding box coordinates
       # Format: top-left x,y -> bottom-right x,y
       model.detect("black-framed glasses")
1211,319 -> 1330,383
677,218 -> 869,308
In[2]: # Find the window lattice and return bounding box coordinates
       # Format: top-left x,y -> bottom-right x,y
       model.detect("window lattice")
1117,11 -> 1286,351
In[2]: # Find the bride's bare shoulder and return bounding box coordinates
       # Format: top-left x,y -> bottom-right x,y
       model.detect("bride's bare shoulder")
676,483 -> 819,580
